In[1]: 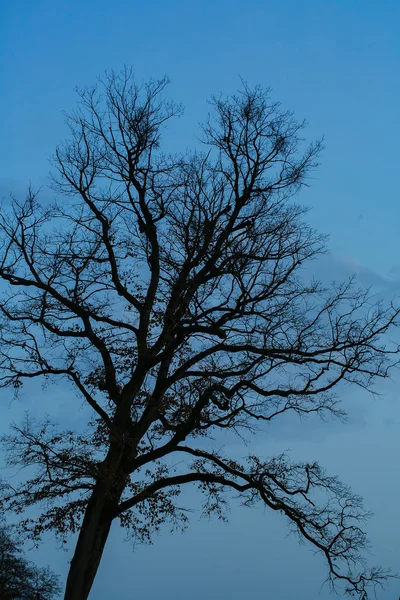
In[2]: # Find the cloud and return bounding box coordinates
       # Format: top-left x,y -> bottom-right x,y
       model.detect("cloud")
310,252 -> 400,293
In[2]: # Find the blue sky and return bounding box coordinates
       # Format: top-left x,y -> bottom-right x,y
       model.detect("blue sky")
1,1 -> 400,598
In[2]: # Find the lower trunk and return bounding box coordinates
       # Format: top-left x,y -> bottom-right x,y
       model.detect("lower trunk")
64,390 -> 144,600
64,475 -> 125,600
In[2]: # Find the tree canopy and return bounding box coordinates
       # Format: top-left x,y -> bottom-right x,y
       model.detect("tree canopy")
0,68 -> 398,600
0,522 -> 60,600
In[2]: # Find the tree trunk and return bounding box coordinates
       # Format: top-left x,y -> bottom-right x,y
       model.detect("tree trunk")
64,387 -> 145,600
63,465 -> 126,600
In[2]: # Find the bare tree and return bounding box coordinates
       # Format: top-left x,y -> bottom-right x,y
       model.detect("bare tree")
0,522 -> 60,600
0,67 -> 398,600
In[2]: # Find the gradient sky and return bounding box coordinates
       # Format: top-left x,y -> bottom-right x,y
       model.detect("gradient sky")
1,1 -> 400,598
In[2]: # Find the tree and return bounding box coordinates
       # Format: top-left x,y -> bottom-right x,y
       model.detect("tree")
0,67 -> 398,600
0,522 -> 60,600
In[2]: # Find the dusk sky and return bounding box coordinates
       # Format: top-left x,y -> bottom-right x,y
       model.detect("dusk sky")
1,1 -> 400,599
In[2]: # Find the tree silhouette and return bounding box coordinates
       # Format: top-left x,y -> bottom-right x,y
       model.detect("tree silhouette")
0,67 -> 398,600
0,523 -> 60,600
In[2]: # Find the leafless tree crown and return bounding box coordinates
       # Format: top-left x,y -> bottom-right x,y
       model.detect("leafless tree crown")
0,68 -> 398,599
